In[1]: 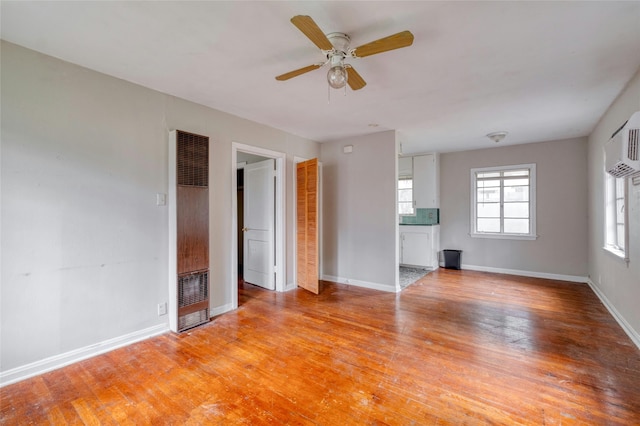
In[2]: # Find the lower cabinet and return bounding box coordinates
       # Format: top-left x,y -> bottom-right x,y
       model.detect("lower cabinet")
400,225 -> 439,269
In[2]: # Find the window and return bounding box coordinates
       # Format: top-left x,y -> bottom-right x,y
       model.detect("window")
604,172 -> 628,260
398,178 -> 414,215
470,164 -> 537,240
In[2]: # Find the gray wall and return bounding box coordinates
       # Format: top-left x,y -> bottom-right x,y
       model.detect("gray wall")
440,138 -> 589,277
320,131 -> 398,291
587,67 -> 640,340
1,41 -> 319,373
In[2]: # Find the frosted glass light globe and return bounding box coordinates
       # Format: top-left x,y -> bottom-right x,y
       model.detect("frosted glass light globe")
327,66 -> 348,89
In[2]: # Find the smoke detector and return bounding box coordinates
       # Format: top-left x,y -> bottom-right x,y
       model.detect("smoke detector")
487,131 -> 508,143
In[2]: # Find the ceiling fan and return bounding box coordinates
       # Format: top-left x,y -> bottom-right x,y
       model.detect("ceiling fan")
276,15 -> 414,91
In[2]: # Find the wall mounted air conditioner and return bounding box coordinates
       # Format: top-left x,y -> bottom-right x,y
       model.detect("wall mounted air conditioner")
605,111 -> 640,178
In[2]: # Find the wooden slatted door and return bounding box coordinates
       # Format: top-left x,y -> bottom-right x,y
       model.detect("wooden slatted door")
296,158 -> 320,294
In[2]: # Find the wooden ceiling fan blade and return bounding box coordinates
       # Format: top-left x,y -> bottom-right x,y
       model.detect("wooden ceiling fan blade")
290,15 -> 333,51
346,67 -> 366,90
353,30 -> 414,58
275,64 -> 321,81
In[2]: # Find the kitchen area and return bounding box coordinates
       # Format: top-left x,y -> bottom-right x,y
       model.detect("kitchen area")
398,153 -> 440,286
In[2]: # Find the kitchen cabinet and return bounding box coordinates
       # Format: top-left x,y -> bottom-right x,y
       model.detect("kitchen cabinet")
399,225 -> 439,269
398,156 -> 413,177
413,154 -> 438,208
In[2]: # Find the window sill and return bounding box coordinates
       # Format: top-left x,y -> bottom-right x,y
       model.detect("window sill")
603,246 -> 629,263
470,232 -> 537,241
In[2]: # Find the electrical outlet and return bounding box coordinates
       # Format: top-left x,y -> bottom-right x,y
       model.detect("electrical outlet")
157,302 -> 167,316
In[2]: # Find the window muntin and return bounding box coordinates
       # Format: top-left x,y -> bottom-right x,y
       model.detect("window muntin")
471,164 -> 536,240
398,178 -> 414,216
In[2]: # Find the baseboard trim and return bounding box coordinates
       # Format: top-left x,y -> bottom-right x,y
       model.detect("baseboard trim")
0,323 -> 169,387
586,279 -> 640,350
285,282 -> 297,292
321,274 -> 397,293
209,303 -> 234,318
440,263 -> 589,283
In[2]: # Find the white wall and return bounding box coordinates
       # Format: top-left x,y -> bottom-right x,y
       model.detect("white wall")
439,137 -> 589,279
587,68 -> 640,343
0,41 -> 319,377
320,131 -> 398,291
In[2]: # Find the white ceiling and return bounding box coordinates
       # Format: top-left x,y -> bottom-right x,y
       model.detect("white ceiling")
2,1 -> 640,154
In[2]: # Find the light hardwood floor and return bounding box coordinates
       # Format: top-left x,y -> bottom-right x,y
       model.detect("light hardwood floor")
2,269 -> 640,424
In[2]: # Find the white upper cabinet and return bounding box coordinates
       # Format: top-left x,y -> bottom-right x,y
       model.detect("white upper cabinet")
413,154 -> 439,208
398,156 -> 413,177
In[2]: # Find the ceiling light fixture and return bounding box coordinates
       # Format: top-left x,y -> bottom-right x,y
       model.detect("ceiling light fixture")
327,46 -> 349,89
327,64 -> 348,89
487,131 -> 508,143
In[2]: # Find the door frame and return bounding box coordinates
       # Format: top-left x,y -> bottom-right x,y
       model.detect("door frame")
231,143 -> 286,308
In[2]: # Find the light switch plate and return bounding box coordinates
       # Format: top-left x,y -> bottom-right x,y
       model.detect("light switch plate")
156,193 -> 166,206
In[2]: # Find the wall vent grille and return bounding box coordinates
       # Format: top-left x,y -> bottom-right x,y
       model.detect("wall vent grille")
178,271 -> 209,307
177,131 -> 209,187
178,309 -> 209,332
177,270 -> 209,332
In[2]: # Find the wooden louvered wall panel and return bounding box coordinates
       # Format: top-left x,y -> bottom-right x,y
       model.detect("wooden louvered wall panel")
177,186 -> 209,274
177,131 -> 209,187
175,130 -> 210,331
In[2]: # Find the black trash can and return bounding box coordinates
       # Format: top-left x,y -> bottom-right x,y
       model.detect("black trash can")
443,249 -> 462,270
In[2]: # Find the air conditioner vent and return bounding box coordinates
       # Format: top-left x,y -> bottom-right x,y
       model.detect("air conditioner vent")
177,131 -> 209,187
628,128 -> 638,161
605,112 -> 640,178
609,163 -> 637,178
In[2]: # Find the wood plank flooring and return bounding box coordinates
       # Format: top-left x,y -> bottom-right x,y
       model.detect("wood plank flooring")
2,269 -> 640,424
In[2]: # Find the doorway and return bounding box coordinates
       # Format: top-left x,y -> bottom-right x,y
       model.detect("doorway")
237,153 -> 275,290
231,143 -> 286,309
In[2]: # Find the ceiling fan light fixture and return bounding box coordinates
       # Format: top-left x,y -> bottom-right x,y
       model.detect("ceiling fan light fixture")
279,16 -> 413,94
327,65 -> 348,89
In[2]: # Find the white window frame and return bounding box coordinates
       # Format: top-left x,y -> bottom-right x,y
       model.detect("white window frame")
470,163 -> 537,240
604,172 -> 629,262
398,177 -> 415,216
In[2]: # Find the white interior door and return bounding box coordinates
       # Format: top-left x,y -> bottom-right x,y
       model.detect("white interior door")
243,159 -> 275,290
